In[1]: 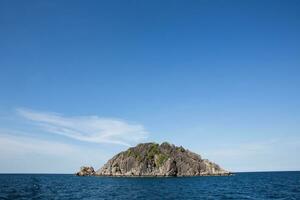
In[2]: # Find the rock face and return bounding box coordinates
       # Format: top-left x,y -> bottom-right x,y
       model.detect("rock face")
90,142 -> 230,177
76,166 -> 95,176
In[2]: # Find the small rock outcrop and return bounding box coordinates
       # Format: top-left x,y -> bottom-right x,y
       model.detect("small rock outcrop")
76,166 -> 95,176
77,142 -> 231,177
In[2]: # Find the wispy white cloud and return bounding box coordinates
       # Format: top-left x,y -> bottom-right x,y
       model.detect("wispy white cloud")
0,132 -> 110,173
16,108 -> 148,146
0,133 -> 78,156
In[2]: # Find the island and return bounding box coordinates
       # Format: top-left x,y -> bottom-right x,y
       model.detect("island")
76,142 -> 231,177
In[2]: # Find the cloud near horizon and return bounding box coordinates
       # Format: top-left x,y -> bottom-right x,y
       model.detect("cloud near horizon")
16,108 -> 148,146
0,132 -> 111,173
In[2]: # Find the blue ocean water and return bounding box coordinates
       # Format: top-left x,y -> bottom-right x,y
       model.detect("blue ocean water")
0,172 -> 299,200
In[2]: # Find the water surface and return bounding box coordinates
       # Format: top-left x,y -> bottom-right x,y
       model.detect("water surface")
0,172 -> 299,199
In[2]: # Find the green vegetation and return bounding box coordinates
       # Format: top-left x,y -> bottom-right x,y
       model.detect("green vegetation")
126,149 -> 134,157
127,143 -> 169,166
126,149 -> 142,162
176,146 -> 185,152
146,143 -> 160,160
156,154 -> 168,167
161,142 -> 170,146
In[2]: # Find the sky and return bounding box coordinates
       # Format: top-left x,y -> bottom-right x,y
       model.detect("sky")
0,0 -> 300,173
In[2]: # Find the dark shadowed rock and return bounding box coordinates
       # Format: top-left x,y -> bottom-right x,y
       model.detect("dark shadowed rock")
79,142 -> 231,177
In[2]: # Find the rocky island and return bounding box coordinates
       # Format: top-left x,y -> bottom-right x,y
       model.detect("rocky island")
76,142 -> 231,177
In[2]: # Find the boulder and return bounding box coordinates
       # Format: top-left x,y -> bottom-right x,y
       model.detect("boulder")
76,166 -> 95,176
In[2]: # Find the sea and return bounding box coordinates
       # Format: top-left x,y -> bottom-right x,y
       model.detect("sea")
0,172 -> 299,199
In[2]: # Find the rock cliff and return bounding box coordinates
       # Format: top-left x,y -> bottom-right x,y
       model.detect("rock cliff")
77,142 -> 230,177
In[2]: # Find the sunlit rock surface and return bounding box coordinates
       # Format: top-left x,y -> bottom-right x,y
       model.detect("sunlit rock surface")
79,142 -> 231,177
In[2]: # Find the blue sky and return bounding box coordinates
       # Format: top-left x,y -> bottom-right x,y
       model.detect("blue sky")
0,0 -> 300,173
